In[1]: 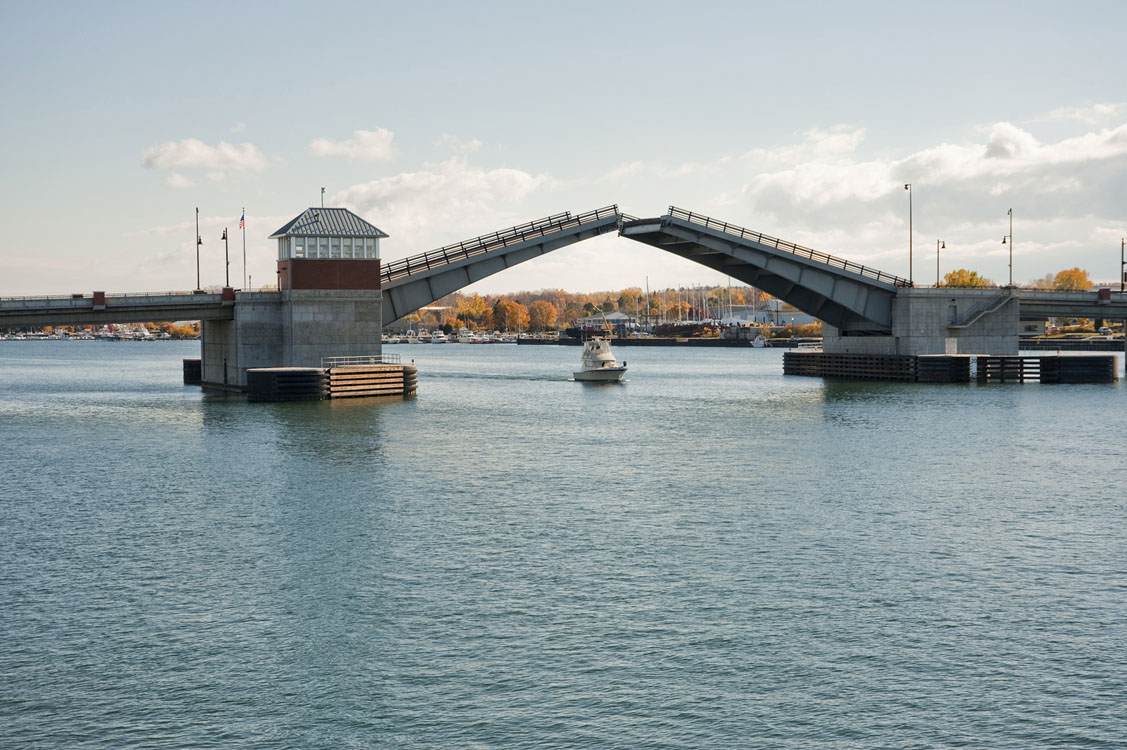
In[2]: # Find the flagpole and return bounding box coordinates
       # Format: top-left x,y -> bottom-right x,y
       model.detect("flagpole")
241,207 -> 247,289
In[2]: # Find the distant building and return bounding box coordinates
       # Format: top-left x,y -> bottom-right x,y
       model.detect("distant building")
720,301 -> 815,326
578,311 -> 634,326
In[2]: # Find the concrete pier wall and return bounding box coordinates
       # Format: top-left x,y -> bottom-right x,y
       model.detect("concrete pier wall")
282,290 -> 383,367
200,289 -> 383,389
823,288 -> 1019,356
200,318 -> 238,388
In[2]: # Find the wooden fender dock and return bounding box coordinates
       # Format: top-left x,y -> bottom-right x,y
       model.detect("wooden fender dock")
327,364 -> 417,398
246,357 -> 417,402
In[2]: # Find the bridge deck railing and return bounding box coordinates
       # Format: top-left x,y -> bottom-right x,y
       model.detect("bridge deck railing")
668,206 -> 913,288
1,290 -> 223,302
381,205 -> 621,284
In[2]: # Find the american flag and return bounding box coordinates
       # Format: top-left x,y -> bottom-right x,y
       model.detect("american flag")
239,212 -> 245,230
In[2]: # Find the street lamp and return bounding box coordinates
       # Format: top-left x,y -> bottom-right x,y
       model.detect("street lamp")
905,184 -> 913,283
221,228 -> 230,288
936,240 -> 945,286
1120,237 -> 1125,293
1001,208 -> 1013,285
195,207 -> 202,292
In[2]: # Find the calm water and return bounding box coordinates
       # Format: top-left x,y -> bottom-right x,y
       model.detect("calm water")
1,341 -> 1125,748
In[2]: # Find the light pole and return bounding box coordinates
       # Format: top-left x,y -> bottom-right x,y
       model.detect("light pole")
905,184 -> 913,283
1001,208 -> 1013,285
936,240 -> 945,287
1120,237 -> 1125,293
195,207 -> 202,292
241,207 -> 246,290
221,228 -> 230,287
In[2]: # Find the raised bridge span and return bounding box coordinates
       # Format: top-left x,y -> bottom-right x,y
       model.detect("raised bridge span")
381,205 -> 913,334
4,206 -> 1127,332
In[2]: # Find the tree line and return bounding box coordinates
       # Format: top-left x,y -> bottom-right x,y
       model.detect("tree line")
942,267 -> 1096,290
402,285 -> 777,332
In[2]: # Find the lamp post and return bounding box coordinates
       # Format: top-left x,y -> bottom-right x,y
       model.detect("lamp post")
1121,238 -> 1126,369
195,207 -> 202,292
905,184 -> 913,283
1120,237 -> 1125,293
221,228 -> 230,287
1001,208 -> 1013,286
936,240 -> 945,287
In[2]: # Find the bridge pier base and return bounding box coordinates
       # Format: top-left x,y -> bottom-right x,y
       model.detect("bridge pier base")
825,288 -> 1019,356
200,290 -> 383,390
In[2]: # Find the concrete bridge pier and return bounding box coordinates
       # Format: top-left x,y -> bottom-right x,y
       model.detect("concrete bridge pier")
199,208 -> 389,391
199,289 -> 384,389
822,287 -> 1020,356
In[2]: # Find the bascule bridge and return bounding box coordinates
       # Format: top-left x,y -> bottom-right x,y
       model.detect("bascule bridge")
3,204 -> 1125,388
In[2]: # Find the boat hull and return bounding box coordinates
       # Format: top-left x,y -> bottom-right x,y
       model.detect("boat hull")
573,367 -> 627,382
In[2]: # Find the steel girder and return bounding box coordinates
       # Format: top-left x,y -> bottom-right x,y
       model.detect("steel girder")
619,217 -> 898,333
381,214 -> 621,324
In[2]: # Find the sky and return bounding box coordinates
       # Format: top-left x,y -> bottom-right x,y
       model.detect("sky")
2,0 -> 1126,296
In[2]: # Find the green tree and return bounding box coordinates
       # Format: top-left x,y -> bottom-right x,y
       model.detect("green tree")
492,299 -> 510,331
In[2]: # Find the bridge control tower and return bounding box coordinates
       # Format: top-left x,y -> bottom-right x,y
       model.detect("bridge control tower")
199,207 -> 388,388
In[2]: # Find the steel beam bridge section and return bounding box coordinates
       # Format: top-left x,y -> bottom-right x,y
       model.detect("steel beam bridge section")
1017,289 -> 1127,320
0,292 -> 237,328
381,206 -> 622,324
619,207 -> 911,335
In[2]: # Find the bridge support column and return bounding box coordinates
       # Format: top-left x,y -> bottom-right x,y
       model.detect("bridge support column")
199,289 -> 383,390
823,288 -> 1019,356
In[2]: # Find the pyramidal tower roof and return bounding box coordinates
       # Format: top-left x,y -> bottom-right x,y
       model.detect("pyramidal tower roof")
269,207 -> 389,239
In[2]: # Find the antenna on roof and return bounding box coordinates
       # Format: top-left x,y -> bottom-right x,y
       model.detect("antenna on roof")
321,187 -> 325,208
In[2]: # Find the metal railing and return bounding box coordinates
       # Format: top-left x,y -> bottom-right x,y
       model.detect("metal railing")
1,290 -> 222,302
381,205 -> 622,284
322,353 -> 401,368
667,206 -> 913,288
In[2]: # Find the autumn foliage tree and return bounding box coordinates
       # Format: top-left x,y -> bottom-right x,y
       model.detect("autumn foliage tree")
1051,267 -> 1092,291
528,300 -> 558,330
492,299 -> 530,331
942,269 -> 993,288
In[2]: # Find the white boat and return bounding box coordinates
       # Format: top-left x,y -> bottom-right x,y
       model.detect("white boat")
573,337 -> 627,382
431,331 -> 448,344
752,334 -> 767,348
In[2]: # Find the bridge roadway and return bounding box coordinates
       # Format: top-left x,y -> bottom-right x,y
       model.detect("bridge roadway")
4,207 -> 1127,330
0,290 -> 238,328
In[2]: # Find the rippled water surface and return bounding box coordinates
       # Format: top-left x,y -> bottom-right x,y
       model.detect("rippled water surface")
2,341 -> 1125,748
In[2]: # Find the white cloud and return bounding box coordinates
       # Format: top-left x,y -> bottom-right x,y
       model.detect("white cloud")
1038,102 -> 1127,126
333,156 -> 547,254
308,128 -> 398,160
435,133 -> 482,154
142,138 -> 269,172
729,118 -> 1127,283
164,171 -> 193,189
230,122 -> 247,133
